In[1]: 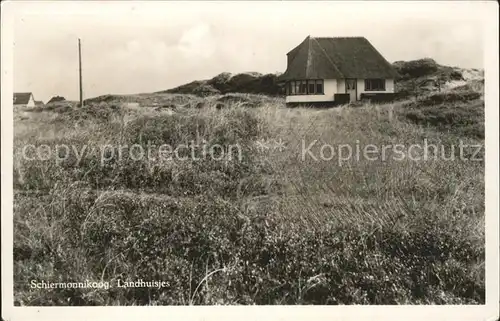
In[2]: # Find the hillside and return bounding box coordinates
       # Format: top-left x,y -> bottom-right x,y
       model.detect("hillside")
13,87 -> 485,305
79,59 -> 483,109
159,72 -> 283,96
13,56 -> 485,305
393,58 -> 484,98
158,58 -> 483,99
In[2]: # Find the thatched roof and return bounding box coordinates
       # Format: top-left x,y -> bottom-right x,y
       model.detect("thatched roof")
13,92 -> 34,105
280,36 -> 399,80
47,96 -> 66,104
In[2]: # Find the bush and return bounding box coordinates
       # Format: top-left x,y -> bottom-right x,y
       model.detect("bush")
46,95 -> 66,104
400,99 -> 484,138
360,93 -> 397,103
448,70 -> 464,81
393,58 -> 439,79
15,107 -> 271,197
168,72 -> 282,96
207,72 -> 233,92
192,84 -> 220,97
406,91 -> 481,107
451,80 -> 484,93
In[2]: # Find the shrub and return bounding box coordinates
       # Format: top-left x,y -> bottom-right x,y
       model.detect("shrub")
46,95 -> 66,104
409,91 -> 481,107
207,72 -> 233,92
400,99 -> 484,138
192,84 -> 220,97
15,107 -> 272,197
451,80 -> 484,93
393,58 -> 439,79
168,72 -> 282,96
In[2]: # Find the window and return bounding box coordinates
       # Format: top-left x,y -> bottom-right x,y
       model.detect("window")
315,81 -> 323,94
299,81 -> 307,94
308,83 -> 315,94
346,79 -> 356,90
365,79 -> 385,91
286,80 -> 324,95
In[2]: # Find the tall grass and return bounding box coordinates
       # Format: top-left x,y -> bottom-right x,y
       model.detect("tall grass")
13,96 -> 485,305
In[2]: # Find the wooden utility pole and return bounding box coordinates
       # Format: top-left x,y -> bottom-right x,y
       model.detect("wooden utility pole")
78,38 -> 83,107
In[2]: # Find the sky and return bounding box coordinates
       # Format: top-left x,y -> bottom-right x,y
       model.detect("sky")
10,1 -> 488,103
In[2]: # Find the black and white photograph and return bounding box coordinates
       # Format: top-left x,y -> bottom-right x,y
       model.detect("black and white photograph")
1,1 -> 499,320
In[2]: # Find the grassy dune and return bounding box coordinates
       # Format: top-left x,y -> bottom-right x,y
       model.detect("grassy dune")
13,91 -> 484,305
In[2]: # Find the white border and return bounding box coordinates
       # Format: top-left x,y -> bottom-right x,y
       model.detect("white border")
1,2 -> 498,321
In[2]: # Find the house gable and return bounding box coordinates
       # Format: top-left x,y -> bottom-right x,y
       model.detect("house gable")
14,92 -> 34,105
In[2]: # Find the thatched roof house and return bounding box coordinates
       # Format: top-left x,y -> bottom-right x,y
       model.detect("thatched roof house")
280,36 -> 398,106
13,92 -> 36,107
47,96 -> 66,104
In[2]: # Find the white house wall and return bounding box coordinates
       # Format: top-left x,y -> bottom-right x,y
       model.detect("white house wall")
27,95 -> 36,107
337,79 -> 346,93
286,79 -> 337,103
356,79 -> 394,100
286,78 -> 395,102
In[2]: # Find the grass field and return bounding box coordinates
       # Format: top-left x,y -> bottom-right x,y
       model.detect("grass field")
13,90 -> 485,305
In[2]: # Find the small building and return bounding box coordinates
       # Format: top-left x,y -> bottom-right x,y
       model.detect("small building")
280,36 -> 399,106
13,92 -> 36,108
47,96 -> 66,104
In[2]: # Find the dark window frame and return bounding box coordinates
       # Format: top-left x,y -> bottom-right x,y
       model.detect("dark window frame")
308,83 -> 316,94
364,79 -> 386,91
316,81 -> 323,95
286,79 -> 325,96
299,80 -> 307,95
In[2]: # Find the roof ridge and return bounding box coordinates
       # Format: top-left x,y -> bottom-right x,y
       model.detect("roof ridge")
310,36 -> 366,39
306,37 -> 312,77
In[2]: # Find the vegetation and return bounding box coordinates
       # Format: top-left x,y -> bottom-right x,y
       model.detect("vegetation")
161,72 -> 282,97
13,90 -> 484,305
117,59 -> 483,101
392,59 -> 483,100
401,90 -> 484,139
46,95 -> 68,104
